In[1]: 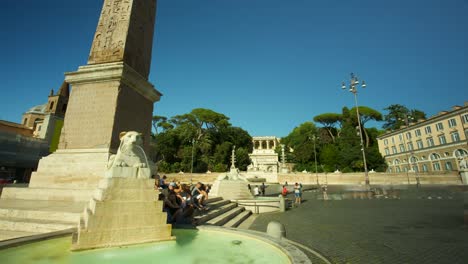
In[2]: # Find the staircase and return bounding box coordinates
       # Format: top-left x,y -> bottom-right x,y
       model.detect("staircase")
0,199 -> 84,241
0,195 -> 253,241
194,197 -> 253,228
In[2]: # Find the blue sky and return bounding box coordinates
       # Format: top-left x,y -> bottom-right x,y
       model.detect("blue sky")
1,0 -> 467,137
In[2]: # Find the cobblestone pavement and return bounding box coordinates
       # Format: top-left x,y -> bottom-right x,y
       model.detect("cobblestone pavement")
249,186 -> 468,264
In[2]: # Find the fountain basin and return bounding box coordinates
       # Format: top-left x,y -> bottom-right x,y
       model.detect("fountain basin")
0,227 -> 310,264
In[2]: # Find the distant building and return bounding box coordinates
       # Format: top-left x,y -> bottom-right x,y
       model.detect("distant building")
0,82 -> 69,182
377,103 -> 468,173
248,136 -> 280,173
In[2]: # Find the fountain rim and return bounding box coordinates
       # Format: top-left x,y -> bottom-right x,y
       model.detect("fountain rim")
0,226 -> 311,264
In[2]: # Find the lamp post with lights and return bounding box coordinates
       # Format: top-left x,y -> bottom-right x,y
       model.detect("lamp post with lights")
342,73 -> 370,188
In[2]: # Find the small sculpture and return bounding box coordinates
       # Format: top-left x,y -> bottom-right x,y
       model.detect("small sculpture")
107,131 -> 148,169
459,156 -> 468,170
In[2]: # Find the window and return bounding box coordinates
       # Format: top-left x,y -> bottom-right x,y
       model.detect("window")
425,126 -> 432,134
410,156 -> 418,163
422,164 -> 428,172
445,162 -> 453,171
37,125 -> 41,132
438,135 -> 447,145
383,139 -> 388,146
463,114 -> 468,124
426,138 -> 434,147
454,149 -> 468,158
451,132 -> 460,142
399,144 -> 406,152
412,165 -> 419,172
406,132 -> 412,140
433,162 -> 441,171
49,101 -> 54,110
385,148 -> 390,155
416,140 -> 423,149
448,118 -> 457,128
392,146 -> 397,154
23,118 -> 28,125
399,134 -> 403,141
415,129 -> 421,137
430,153 -> 441,160
396,167 -> 401,173
391,137 -> 395,144
407,142 -> 414,151
435,122 -> 444,131
393,159 -> 400,165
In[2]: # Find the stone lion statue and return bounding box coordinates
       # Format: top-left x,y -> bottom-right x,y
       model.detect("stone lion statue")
107,131 -> 148,169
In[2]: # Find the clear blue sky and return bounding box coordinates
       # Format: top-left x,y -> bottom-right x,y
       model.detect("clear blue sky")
1,0 -> 467,137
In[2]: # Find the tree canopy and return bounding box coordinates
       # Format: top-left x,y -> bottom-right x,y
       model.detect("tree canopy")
382,104 -> 427,130
152,108 -> 252,173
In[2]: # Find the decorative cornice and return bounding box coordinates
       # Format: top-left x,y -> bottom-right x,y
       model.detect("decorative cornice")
65,62 -> 162,103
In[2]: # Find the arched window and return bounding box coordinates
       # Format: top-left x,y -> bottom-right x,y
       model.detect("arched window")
430,153 -> 441,160
393,159 -> 400,165
410,156 -> 418,163
454,149 -> 468,158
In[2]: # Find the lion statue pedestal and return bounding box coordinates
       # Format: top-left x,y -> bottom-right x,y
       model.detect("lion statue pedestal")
72,131 -> 173,250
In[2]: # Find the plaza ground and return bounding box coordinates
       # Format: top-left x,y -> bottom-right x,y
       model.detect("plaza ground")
248,186 -> 468,264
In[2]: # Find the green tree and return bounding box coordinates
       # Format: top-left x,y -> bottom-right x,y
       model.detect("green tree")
281,122 -> 318,168
153,108 -> 252,173
382,104 -> 426,130
313,113 -> 342,143
350,106 -> 383,147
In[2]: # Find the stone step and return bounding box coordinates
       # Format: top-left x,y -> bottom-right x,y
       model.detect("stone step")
0,229 -> 40,241
223,210 -> 252,228
1,187 -> 95,202
194,203 -> 237,225
205,206 -> 245,226
204,199 -> 230,209
205,197 -> 223,203
0,207 -> 81,223
0,216 -> 76,233
29,175 -> 102,189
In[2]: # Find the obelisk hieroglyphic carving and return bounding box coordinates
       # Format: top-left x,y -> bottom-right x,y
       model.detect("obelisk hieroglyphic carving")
88,0 -> 156,78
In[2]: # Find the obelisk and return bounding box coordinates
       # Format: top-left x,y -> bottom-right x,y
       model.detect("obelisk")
63,0 -> 160,152
27,0 -> 161,189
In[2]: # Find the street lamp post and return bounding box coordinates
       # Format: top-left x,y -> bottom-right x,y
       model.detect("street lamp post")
342,73 -> 370,188
399,115 -> 420,188
311,135 -> 319,187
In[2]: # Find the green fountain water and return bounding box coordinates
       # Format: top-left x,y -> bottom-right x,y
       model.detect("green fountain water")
1,229 -> 291,264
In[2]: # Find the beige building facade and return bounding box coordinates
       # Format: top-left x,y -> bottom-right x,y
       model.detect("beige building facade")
377,103 -> 468,174
248,136 -> 280,173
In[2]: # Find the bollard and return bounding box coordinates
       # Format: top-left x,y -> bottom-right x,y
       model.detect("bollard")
267,221 -> 286,239
278,194 -> 286,212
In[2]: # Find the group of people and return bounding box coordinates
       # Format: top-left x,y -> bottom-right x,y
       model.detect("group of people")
282,182 -> 303,206
248,182 -> 267,196
157,175 -> 211,225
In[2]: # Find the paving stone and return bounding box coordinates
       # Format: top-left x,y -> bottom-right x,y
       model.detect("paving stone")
248,186 -> 468,264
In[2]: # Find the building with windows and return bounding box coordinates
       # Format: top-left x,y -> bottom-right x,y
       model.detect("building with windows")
377,103 -> 468,173
0,82 -> 69,182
